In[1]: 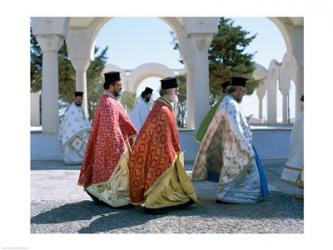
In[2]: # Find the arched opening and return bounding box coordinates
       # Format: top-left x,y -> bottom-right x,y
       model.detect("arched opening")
31,17 -> 301,131
92,17 -> 186,127
228,17 -> 288,124
136,77 -> 161,101
128,63 -> 176,92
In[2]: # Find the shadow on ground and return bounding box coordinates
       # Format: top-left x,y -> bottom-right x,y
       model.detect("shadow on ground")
31,191 -> 303,233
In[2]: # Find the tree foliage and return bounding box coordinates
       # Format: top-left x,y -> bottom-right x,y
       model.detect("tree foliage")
171,17 -> 262,104
30,28 -> 42,93
209,17 -> 260,100
119,91 -> 136,111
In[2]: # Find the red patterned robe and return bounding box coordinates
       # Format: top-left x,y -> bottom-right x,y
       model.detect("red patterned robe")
78,91 -> 136,207
129,97 -> 198,209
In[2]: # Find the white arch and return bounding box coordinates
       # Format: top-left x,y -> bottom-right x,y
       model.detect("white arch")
128,63 -> 176,92
254,63 -> 268,99
68,17 -> 185,63
32,17 -> 303,132
253,63 -> 268,80
267,17 -> 294,57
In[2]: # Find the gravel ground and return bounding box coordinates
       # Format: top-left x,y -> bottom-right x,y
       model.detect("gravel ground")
30,160 -> 303,234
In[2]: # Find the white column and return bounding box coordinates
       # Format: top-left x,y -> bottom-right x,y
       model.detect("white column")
267,77 -> 278,124
188,33 -> 213,130
282,93 -> 289,124
256,81 -> 267,124
30,92 -> 41,126
183,55 -> 195,129
71,58 -> 90,119
279,77 -> 291,124
76,70 -> 88,118
36,35 -> 63,133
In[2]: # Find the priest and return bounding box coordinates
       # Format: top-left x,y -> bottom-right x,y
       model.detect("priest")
130,87 -> 153,132
59,91 -> 91,164
192,77 -> 269,203
129,77 -> 198,211
78,71 -> 137,207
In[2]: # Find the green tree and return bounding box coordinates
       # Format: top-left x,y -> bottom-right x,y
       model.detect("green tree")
30,28 -> 42,92
86,47 -> 108,119
175,74 -> 187,128
120,91 -> 136,111
176,74 -> 186,103
30,30 -> 108,120
209,17 -> 260,101
171,17 -> 262,104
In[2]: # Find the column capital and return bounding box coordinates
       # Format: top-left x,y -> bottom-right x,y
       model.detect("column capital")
188,33 -> 214,53
36,34 -> 63,53
182,55 -> 194,71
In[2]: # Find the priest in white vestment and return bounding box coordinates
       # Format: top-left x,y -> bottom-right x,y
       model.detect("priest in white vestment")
130,87 -> 153,132
281,95 -> 304,199
59,91 -> 91,164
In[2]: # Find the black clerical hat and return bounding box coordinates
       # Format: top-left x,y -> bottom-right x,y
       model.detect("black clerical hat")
161,77 -> 178,90
144,87 -> 153,94
229,76 -> 248,87
103,71 -> 121,89
74,91 -> 84,97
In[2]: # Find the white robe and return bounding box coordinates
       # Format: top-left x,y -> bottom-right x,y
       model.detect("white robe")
281,110 -> 304,192
130,98 -> 151,132
59,103 -> 91,164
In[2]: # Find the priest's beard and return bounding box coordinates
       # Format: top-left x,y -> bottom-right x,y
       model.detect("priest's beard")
233,94 -> 243,103
237,96 -> 243,103
75,102 -> 82,107
114,90 -> 121,97
144,97 -> 151,102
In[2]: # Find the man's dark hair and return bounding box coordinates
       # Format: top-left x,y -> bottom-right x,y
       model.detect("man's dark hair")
225,85 -> 238,94
141,91 -> 147,98
103,81 -> 117,90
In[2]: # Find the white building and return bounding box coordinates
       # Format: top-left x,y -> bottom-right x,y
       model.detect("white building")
30,17 -> 303,161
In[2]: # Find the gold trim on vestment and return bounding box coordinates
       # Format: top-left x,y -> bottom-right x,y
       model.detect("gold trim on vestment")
143,152 -> 198,209
78,142 -> 133,207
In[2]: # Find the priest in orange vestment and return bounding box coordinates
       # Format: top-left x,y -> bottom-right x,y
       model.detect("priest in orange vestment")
129,77 -> 198,211
78,71 -> 137,207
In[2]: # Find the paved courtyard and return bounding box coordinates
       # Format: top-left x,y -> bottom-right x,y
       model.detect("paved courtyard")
31,159 -> 303,233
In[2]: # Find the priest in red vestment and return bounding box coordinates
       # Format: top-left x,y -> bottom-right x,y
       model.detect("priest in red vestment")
129,77 -> 198,211
78,71 -> 137,207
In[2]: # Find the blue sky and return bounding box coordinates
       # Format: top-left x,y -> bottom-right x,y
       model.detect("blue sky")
95,17 -> 293,121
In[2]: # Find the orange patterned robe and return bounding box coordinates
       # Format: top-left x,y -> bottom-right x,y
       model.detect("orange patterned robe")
78,92 -> 137,207
129,97 -> 198,209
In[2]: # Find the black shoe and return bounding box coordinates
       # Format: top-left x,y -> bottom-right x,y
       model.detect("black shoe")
85,190 -> 105,205
112,203 -> 135,209
143,207 -> 168,215
173,199 -> 196,209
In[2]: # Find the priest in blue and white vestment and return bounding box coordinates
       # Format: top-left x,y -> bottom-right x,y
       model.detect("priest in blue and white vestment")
192,77 -> 269,203
59,91 -> 91,164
